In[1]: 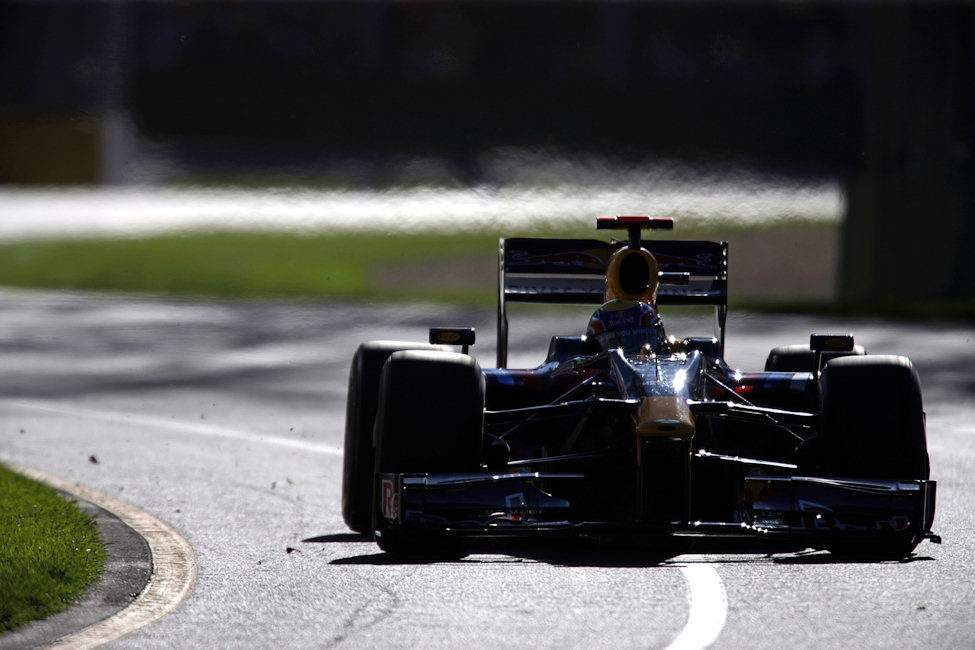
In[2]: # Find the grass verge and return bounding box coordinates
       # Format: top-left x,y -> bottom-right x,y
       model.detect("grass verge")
0,224 -> 835,306
0,231 -> 500,304
0,465 -> 106,633
0,226 -> 969,319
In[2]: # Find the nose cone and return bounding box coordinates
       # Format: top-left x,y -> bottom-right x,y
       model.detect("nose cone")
635,396 -> 695,439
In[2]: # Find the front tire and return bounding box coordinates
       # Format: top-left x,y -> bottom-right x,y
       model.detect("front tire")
818,355 -> 930,559
341,341 -> 449,533
818,355 -> 928,480
373,350 -> 485,557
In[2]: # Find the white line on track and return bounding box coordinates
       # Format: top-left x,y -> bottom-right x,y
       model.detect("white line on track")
0,398 -> 342,456
4,397 -> 728,648
8,463 -> 197,649
2,397 -> 340,647
666,562 -> 729,650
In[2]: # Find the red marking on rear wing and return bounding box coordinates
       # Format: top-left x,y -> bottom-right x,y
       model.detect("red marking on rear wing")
496,236 -> 728,367
500,237 -> 727,302
596,215 -> 675,230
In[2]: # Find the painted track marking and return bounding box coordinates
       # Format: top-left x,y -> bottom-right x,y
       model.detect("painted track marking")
666,561 -> 728,650
4,399 -> 728,648
0,396 -> 340,647
1,398 -> 342,456
7,463 -> 197,649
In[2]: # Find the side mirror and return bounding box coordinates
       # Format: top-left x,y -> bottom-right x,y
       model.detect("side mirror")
430,327 -> 476,355
810,333 -> 854,383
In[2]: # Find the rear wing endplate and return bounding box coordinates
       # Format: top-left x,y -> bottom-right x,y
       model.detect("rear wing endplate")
497,237 -> 728,367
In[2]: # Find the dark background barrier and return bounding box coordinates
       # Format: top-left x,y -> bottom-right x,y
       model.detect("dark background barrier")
1,1 -> 972,308
1,2 -> 862,166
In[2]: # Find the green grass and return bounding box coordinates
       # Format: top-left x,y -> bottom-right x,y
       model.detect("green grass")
0,465 -> 106,633
0,224 -> 824,304
0,226 -> 969,319
0,231 -> 502,304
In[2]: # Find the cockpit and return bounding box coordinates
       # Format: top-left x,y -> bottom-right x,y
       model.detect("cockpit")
585,298 -> 668,356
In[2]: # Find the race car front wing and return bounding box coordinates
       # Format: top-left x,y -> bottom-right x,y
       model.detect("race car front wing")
375,467 -> 938,549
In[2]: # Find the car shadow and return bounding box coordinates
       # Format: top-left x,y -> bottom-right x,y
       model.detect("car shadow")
313,530 -> 938,567
773,552 -> 936,565
302,532 -> 372,544
312,532 -> 853,567
326,547 -> 681,567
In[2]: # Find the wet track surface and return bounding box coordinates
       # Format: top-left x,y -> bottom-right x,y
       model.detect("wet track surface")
1,289 -> 973,648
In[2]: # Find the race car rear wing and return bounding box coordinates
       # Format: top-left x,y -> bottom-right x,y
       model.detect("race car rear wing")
497,237 -> 728,367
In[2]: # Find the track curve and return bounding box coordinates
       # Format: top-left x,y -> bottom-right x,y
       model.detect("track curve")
0,290 -> 972,648
6,463 -> 196,649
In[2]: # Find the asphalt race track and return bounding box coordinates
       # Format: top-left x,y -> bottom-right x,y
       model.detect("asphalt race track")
1,289 -> 973,648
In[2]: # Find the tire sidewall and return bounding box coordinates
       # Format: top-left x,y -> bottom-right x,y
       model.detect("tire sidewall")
341,341 -> 450,533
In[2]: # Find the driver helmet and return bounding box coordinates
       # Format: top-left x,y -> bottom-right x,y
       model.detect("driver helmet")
585,299 -> 664,354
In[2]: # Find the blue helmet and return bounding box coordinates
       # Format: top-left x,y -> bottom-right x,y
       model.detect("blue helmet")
585,299 -> 665,354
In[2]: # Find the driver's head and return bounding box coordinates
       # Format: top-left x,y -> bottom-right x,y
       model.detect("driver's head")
585,299 -> 664,354
604,246 -> 660,306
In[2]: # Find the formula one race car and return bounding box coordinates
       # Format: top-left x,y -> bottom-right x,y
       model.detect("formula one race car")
342,216 -> 938,559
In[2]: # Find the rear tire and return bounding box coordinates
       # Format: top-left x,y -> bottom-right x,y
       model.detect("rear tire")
373,350 -> 485,557
818,355 -> 930,559
341,341 -> 449,533
765,343 -> 865,372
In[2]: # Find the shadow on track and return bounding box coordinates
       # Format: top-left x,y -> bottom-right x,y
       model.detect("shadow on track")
312,534 -> 839,568
315,531 -> 938,567
773,552 -> 936,565
303,532 -> 372,544
325,548 -> 681,567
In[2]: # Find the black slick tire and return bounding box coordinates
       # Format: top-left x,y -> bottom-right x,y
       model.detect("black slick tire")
373,350 -> 485,557
341,341 -> 450,533
765,343 -> 865,372
818,355 -> 930,558
819,355 -> 928,480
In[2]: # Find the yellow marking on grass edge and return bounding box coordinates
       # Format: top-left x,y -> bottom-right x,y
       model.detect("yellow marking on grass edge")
8,463 -> 197,649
